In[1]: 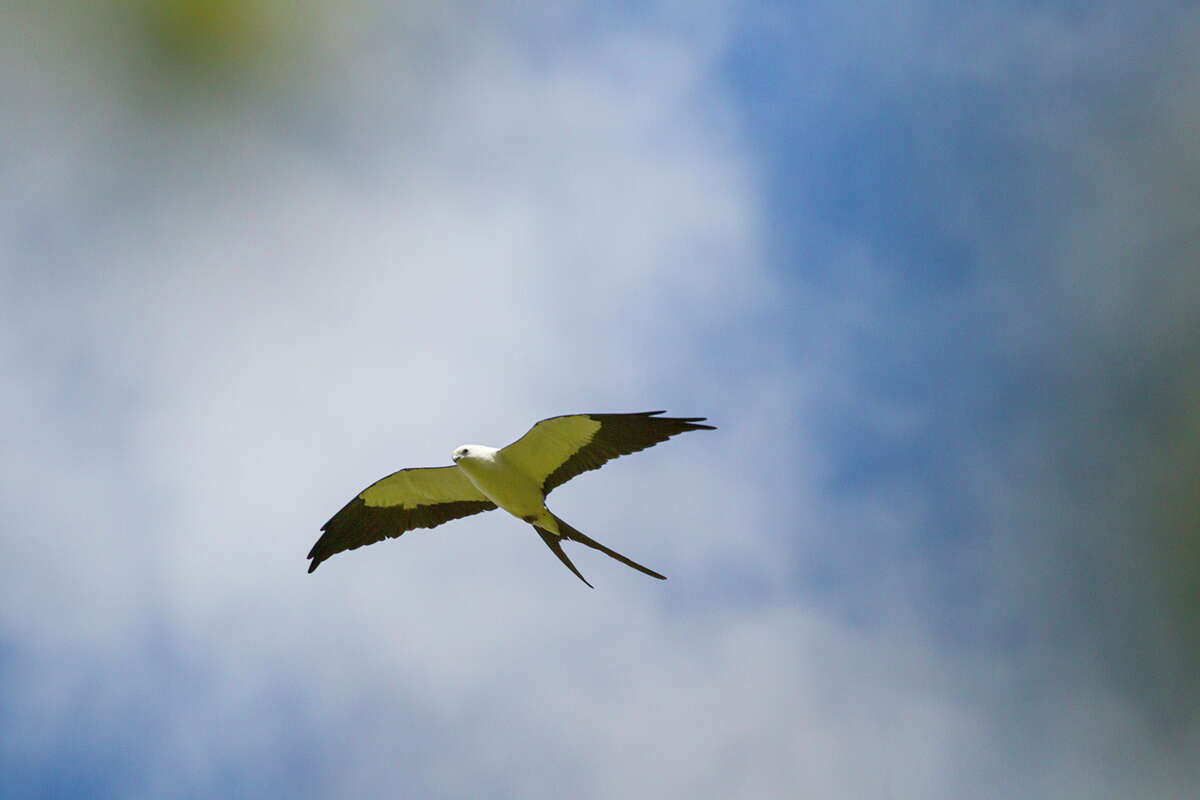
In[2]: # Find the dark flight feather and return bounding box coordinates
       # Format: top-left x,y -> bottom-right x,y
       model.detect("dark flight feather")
541,411 -> 715,495
308,495 -> 495,572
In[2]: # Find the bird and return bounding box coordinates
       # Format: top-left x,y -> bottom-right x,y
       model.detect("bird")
307,411 -> 715,586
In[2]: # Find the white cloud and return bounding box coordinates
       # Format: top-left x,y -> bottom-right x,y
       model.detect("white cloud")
1,3 -> 819,797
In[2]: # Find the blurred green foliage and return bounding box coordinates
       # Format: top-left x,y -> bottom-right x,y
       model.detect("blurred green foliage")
138,0 -> 268,69
26,0 -> 332,95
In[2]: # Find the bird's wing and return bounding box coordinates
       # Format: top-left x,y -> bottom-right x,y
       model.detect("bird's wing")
498,411 -> 715,495
307,465 -> 496,572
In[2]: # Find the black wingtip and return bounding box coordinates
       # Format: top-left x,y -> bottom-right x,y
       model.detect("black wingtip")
306,540 -> 323,573
643,410 -> 716,431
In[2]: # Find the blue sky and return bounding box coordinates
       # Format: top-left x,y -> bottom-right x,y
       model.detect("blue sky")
3,1 -> 1199,797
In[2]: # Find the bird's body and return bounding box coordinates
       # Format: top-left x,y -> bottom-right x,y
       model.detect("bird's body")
452,446 -> 554,530
307,411 -> 714,586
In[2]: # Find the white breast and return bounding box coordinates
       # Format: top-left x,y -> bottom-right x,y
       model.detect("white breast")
456,448 -> 548,523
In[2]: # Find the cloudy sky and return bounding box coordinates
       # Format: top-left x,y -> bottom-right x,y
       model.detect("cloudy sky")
3,1 -> 1199,797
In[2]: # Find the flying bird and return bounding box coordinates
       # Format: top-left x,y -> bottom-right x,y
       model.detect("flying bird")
307,411 -> 714,586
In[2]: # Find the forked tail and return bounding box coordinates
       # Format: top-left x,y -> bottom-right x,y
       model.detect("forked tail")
532,513 -> 667,588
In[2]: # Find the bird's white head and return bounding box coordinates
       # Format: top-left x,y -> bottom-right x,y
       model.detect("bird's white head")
452,445 -> 492,463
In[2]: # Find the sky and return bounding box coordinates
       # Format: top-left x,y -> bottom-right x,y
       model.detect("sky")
2,1 -> 1199,797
